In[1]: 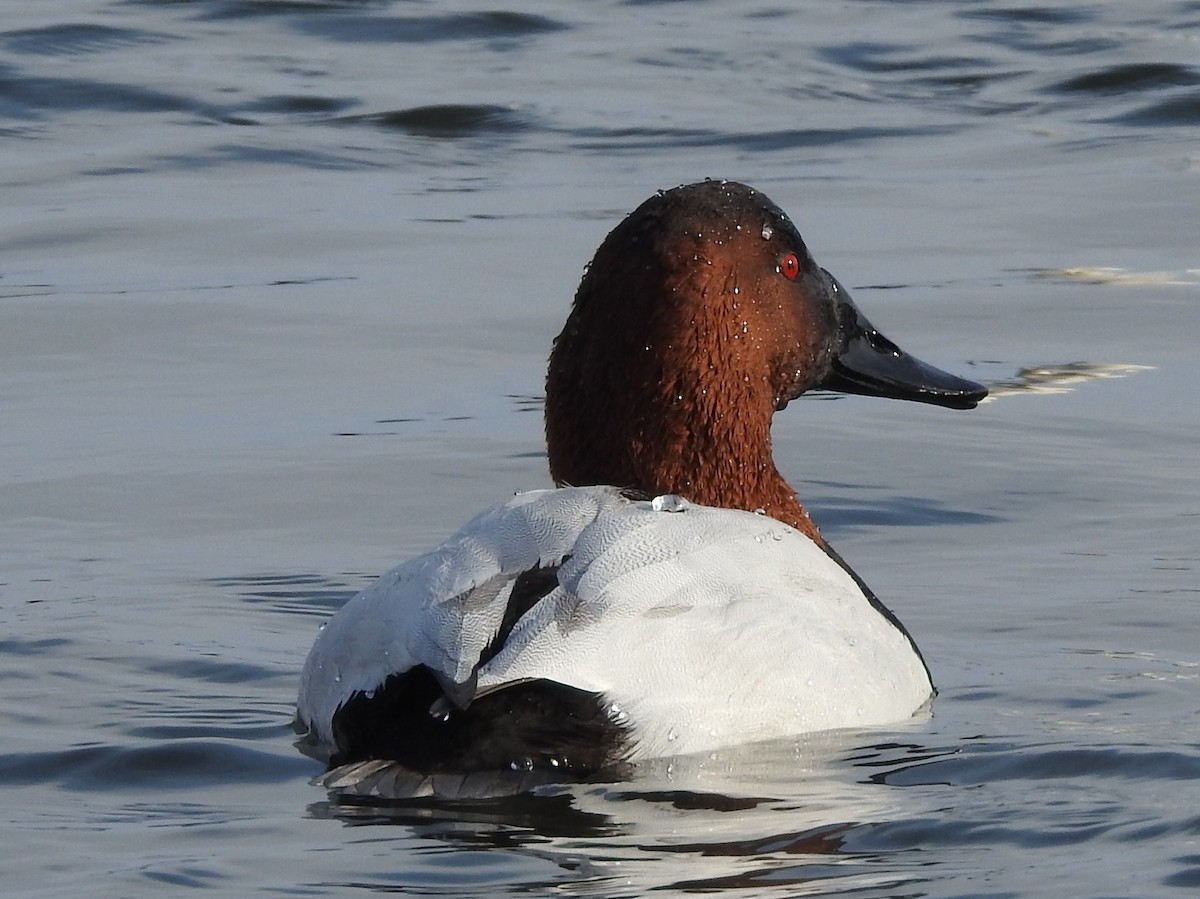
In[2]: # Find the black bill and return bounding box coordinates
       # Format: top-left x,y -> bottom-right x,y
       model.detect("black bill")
818,271 -> 987,410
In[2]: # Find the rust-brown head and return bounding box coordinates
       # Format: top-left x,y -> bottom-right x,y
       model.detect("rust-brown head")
545,180 -> 985,544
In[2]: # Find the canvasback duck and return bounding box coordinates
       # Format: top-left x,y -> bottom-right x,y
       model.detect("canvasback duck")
296,180 -> 986,792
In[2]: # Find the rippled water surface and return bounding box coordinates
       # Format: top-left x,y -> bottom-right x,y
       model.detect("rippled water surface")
4,1 -> 1199,896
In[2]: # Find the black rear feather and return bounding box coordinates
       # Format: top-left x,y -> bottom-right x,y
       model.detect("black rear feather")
326,565 -> 631,777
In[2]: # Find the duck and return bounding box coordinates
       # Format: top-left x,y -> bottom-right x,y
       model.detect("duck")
295,180 -> 986,792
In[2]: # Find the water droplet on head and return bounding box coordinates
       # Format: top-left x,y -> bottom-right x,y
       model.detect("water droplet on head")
761,224 -> 774,240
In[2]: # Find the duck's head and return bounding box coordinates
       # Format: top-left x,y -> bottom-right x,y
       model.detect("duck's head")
545,180 -> 986,543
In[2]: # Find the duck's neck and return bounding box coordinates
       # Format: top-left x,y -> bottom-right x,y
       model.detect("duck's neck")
546,380 -> 824,546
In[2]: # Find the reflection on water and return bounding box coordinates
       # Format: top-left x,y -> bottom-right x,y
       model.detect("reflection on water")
310,788 -> 617,840
307,735 -> 925,894
983,361 -> 1154,397
1032,266 -> 1200,286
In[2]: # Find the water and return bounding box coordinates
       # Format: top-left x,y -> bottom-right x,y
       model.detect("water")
3,1 -> 1199,895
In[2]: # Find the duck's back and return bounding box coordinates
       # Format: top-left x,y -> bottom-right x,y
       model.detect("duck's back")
297,486 -> 932,769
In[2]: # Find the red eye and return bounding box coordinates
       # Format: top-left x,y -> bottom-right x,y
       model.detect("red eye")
780,253 -> 801,280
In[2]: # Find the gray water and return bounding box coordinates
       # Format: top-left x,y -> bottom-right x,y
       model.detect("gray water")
3,1 -> 1199,896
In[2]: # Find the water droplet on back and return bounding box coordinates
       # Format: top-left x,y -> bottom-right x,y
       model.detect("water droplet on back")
652,494 -> 687,513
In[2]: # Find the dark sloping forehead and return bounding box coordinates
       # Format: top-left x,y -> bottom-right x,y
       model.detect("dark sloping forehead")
621,180 -> 806,250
